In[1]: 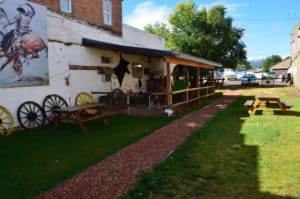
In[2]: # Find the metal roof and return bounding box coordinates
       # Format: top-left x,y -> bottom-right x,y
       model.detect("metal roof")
82,38 -> 222,67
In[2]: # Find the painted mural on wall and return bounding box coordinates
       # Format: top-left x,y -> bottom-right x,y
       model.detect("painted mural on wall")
0,0 -> 48,88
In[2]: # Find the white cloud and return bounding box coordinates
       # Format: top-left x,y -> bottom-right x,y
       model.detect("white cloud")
124,1 -> 170,30
199,2 -> 247,17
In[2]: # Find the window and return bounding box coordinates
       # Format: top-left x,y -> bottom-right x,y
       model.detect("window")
103,0 -> 112,25
60,0 -> 72,13
132,63 -> 144,78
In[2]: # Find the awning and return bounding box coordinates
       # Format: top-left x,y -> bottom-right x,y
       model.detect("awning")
82,38 -> 222,68
82,38 -> 172,57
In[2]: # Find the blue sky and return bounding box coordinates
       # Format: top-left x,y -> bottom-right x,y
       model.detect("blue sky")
123,0 -> 300,61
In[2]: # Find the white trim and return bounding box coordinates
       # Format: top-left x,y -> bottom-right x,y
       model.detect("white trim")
60,0 -> 72,13
103,0 -> 112,25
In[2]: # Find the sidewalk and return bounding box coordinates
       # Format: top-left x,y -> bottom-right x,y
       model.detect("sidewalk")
39,90 -> 240,199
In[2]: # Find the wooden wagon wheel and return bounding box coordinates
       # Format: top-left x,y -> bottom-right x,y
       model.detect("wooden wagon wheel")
17,101 -> 45,129
75,92 -> 97,114
0,106 -> 14,136
43,94 -> 68,122
75,92 -> 96,105
112,88 -> 125,106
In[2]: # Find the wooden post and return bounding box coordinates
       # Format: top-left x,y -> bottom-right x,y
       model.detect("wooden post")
186,88 -> 189,109
196,67 -> 200,104
166,62 -> 172,106
212,68 -> 216,97
206,86 -> 209,101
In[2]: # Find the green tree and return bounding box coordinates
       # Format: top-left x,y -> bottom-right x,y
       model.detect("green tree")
262,55 -> 282,72
237,60 -> 251,70
144,23 -> 172,47
144,0 -> 247,68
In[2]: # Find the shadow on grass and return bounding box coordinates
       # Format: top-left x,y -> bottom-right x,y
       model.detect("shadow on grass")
124,95 -> 297,199
273,110 -> 300,117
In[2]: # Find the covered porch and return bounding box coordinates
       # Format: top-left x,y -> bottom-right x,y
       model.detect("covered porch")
82,38 -> 221,115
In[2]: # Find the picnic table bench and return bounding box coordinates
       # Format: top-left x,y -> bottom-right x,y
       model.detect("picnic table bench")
53,103 -> 118,133
244,93 -> 293,114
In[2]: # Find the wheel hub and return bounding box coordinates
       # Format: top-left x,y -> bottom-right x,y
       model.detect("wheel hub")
27,113 -> 37,120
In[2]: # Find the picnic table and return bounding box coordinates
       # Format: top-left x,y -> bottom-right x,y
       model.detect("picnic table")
53,103 -> 118,133
244,93 -> 293,114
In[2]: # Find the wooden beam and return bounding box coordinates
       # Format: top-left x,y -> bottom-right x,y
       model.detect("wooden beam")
69,65 -> 102,70
165,57 -> 215,69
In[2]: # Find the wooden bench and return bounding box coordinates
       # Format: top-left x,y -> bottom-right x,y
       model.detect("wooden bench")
244,100 -> 254,114
282,101 -> 293,109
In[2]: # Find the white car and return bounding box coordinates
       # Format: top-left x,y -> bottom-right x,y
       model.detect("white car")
216,68 -> 237,80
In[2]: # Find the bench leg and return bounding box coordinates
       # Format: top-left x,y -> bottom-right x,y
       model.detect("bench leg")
248,107 -> 254,114
101,117 -> 110,126
79,123 -> 88,133
277,101 -> 287,114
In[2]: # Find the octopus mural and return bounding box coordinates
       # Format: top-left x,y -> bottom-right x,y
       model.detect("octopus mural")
0,0 -> 48,87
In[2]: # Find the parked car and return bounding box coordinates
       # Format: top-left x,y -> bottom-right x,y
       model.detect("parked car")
267,72 -> 276,79
241,74 -> 256,85
254,72 -> 268,79
236,70 -> 246,80
216,68 -> 237,80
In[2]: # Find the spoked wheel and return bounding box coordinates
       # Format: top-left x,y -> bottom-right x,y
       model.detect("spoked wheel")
0,106 -> 14,136
75,92 -> 97,114
75,92 -> 96,105
112,89 -> 125,106
43,94 -> 68,122
17,101 -> 45,129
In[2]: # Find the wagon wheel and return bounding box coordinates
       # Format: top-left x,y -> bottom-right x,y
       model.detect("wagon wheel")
112,89 -> 125,106
0,106 -> 14,136
43,94 -> 68,122
75,92 -> 97,114
75,92 -> 96,105
17,101 -> 45,129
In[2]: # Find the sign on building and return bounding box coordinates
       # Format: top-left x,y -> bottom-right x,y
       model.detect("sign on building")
0,0 -> 48,88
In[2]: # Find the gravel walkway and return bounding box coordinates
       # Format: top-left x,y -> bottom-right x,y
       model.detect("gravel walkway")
39,90 -> 240,199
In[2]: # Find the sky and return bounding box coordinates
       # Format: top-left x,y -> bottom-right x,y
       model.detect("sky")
123,0 -> 300,61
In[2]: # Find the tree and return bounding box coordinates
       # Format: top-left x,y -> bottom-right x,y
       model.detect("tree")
144,0 -> 247,68
237,60 -> 251,70
144,23 -> 172,48
262,55 -> 282,72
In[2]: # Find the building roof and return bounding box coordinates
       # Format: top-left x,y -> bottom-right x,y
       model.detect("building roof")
270,57 -> 291,70
82,38 -> 222,68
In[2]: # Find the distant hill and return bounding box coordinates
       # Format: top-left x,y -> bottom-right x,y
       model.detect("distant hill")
249,59 -> 264,68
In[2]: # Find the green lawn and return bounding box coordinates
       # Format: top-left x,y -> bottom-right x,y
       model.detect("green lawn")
124,87 -> 300,199
0,116 -> 173,199
0,94 -> 221,199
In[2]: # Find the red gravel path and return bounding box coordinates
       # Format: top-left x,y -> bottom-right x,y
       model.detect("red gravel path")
39,90 -> 240,199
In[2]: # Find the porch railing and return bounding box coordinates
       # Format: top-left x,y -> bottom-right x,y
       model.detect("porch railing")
92,84 -> 215,110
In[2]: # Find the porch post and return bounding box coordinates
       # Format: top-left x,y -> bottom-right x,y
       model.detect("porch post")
166,62 -> 172,106
196,67 -> 200,104
212,68 -> 215,96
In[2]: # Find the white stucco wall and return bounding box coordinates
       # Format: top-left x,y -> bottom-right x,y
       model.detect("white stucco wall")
0,10 -> 166,126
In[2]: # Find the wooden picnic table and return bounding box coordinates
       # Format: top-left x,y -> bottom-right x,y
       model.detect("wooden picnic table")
245,93 -> 292,114
53,103 -> 118,133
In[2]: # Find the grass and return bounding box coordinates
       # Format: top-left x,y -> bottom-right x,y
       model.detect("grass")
0,94 -> 222,199
124,87 -> 300,199
0,115 -> 172,199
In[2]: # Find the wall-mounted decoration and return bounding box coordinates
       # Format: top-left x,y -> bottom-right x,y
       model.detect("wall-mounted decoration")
132,63 -> 143,78
113,55 -> 130,86
101,55 -> 113,64
0,1 -> 48,88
